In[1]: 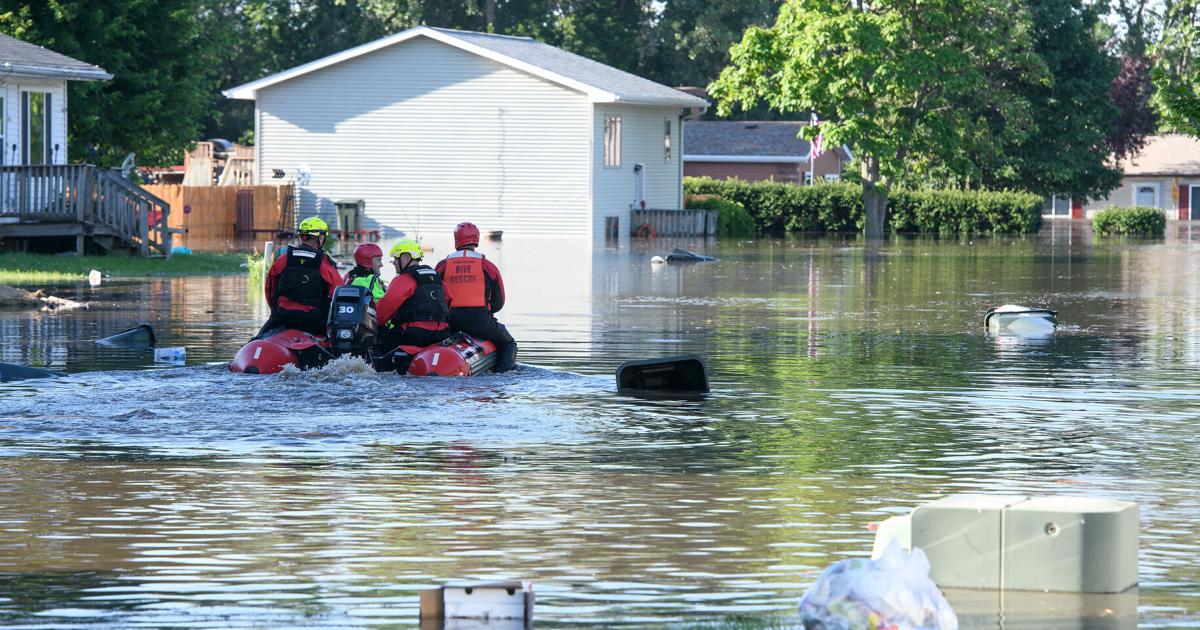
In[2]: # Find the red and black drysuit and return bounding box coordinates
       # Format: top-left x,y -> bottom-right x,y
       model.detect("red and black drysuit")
374,263 -> 451,372
434,249 -> 517,372
259,244 -> 343,338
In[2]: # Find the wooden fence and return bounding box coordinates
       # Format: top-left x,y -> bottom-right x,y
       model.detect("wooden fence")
631,208 -> 718,237
142,183 -> 294,244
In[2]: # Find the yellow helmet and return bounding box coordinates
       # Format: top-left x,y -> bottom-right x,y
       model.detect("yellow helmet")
298,216 -> 329,234
390,239 -> 423,261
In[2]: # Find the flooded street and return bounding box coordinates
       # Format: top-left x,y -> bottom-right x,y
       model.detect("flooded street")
2,223 -> 1200,627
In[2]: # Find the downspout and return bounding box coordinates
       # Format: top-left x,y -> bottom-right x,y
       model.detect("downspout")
678,110 -> 686,209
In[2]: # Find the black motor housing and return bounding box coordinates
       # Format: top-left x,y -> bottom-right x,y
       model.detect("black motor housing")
327,285 -> 376,356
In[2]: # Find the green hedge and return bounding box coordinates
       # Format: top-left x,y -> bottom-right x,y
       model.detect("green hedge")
684,196 -> 757,238
1091,206 -> 1166,237
683,177 -> 1044,235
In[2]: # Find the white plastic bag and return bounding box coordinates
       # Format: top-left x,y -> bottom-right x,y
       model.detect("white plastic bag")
798,540 -> 958,630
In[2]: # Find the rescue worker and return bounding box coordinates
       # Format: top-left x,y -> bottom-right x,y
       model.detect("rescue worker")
434,222 -> 517,372
258,216 -> 343,337
343,242 -> 387,304
374,239 -> 451,372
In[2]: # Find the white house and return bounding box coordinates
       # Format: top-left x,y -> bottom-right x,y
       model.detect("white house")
0,33 -> 110,167
224,26 -> 708,243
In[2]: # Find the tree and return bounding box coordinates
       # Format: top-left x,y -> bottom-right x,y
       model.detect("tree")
710,0 -> 1043,239
1151,1 -> 1200,136
947,0 -> 1136,201
644,0 -> 781,89
0,0 -> 212,166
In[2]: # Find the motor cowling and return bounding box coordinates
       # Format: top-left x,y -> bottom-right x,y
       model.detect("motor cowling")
327,285 -> 376,356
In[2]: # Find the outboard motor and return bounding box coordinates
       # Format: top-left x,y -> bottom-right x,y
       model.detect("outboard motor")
327,285 -> 376,356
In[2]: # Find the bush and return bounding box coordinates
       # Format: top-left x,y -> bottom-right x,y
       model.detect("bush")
1091,206 -> 1166,237
683,177 -> 1043,235
685,195 -> 757,238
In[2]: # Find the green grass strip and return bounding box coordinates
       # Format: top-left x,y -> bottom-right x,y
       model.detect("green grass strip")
0,253 -> 252,286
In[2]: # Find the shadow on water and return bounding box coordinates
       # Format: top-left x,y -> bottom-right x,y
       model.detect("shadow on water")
1,233 -> 1200,627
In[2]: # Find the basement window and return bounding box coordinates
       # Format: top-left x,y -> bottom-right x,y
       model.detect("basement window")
604,115 -> 622,168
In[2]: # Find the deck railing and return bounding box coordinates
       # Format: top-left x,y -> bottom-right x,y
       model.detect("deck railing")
0,164 -> 171,255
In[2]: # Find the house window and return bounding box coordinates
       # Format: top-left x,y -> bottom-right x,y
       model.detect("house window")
22,92 -> 51,165
824,174 -> 840,182
1043,194 -> 1070,216
604,115 -> 621,168
663,119 -> 672,162
1133,183 -> 1158,208
804,171 -> 813,185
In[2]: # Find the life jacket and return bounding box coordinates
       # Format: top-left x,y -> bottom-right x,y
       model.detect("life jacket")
273,246 -> 330,310
440,250 -> 488,309
392,264 -> 449,326
345,265 -> 385,302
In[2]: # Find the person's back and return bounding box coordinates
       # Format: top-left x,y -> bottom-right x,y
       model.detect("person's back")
259,217 -> 343,338
434,222 -> 516,372
374,239 -> 450,372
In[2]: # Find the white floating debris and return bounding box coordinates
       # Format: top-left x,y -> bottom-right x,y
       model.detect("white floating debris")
650,255 -> 666,265
153,347 -> 186,365
88,269 -> 103,287
984,304 -> 1057,336
420,581 -> 533,626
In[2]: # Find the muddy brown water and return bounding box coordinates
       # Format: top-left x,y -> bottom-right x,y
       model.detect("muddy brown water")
1,224 -> 1199,627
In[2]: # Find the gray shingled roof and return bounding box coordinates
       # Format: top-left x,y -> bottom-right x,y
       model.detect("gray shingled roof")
684,121 -> 816,157
0,33 -> 110,80
431,28 -> 706,107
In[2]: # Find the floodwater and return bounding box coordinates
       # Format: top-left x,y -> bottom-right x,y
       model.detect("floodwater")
2,222 -> 1200,628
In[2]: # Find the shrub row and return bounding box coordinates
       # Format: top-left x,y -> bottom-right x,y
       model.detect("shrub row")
683,177 -> 1044,235
1091,206 -> 1166,237
684,195 -> 757,238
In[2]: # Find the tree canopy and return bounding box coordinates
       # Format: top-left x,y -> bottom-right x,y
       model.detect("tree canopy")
710,0 -> 1043,239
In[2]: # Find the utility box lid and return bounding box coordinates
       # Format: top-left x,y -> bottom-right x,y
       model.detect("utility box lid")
874,494 -> 1138,593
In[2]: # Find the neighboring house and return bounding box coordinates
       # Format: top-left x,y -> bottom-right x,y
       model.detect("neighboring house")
683,121 -> 852,185
0,33 -> 110,167
224,26 -> 707,242
1047,134 -> 1200,220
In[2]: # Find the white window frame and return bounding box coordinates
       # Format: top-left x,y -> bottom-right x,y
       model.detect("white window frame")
1043,194 -> 1071,218
1132,182 -> 1160,208
603,114 -> 622,168
803,171 -> 813,185
22,90 -> 52,165
824,173 -> 840,182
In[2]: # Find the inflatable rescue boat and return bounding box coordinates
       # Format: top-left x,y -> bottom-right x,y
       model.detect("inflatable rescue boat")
230,284 -> 499,376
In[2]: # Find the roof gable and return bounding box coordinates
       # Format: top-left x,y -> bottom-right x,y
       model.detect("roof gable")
224,26 -> 706,108
0,33 -> 111,80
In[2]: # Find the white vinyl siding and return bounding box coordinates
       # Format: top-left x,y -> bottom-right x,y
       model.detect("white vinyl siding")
591,104 -> 682,241
257,36 -> 591,239
0,77 -> 68,165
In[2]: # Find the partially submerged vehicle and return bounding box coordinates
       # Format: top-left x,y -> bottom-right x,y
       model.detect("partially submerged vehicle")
984,305 -> 1058,336
230,285 -> 498,376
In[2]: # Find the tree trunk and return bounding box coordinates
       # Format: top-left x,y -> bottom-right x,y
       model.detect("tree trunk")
861,157 -> 889,240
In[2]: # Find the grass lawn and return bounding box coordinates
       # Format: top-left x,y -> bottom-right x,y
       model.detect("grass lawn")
0,253 -> 253,285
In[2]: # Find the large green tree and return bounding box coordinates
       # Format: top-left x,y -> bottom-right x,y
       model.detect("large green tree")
710,0 -> 1043,239
1152,1 -> 1200,136
951,0 -> 1127,200
0,0 -> 212,166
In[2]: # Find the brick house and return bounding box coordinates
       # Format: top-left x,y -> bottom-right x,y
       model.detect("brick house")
683,120 -> 852,185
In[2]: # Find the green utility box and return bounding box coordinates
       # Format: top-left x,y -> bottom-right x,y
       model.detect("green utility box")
335,199 -> 365,236
872,494 -> 1138,593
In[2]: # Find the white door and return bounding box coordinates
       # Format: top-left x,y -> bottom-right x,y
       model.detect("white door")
1134,184 -> 1158,208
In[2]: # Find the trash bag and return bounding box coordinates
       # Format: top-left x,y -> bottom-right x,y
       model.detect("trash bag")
798,540 -> 958,630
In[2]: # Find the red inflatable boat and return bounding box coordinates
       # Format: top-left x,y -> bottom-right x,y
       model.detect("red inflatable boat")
229,329 -> 497,376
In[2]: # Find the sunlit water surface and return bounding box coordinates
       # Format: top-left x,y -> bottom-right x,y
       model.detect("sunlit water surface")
2,223 -> 1200,628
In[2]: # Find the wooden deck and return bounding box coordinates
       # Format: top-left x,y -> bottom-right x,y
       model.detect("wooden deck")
0,164 -> 173,256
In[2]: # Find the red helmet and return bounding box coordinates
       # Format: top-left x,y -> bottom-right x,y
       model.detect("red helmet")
454,222 -> 480,249
353,242 -> 383,268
